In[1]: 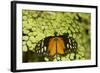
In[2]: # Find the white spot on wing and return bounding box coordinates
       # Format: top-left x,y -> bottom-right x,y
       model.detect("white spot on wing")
44,46 -> 47,51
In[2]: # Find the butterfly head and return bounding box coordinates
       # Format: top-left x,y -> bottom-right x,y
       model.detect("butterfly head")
54,31 -> 58,37
63,33 -> 69,37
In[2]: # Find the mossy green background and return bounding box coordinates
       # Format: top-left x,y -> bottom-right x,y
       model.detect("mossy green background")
22,10 -> 91,62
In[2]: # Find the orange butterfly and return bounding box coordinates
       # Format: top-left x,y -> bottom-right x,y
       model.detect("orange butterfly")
35,32 -> 77,58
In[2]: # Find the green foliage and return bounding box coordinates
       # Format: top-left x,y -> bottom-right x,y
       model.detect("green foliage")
22,10 -> 91,62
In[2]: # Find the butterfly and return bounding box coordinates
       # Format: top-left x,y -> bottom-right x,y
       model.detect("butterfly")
34,32 -> 78,60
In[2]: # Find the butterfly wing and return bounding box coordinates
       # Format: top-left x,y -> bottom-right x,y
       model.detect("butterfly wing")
48,37 -> 65,56
63,35 -> 78,54
34,36 -> 50,56
56,37 -> 65,55
34,34 -> 78,60
48,37 -> 56,56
